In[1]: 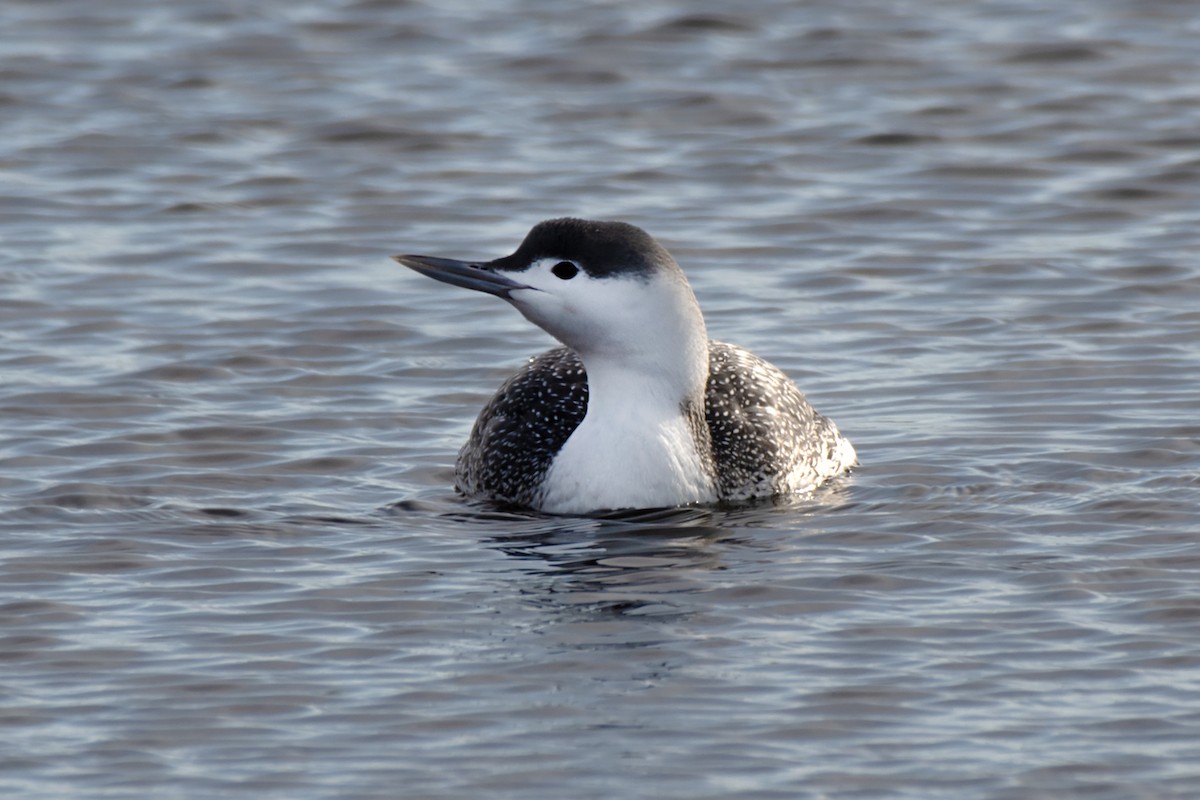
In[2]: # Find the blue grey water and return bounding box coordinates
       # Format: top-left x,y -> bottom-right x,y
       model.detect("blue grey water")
2,1 -> 1199,797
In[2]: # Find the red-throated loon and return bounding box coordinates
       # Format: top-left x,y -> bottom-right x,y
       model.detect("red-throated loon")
395,218 -> 856,514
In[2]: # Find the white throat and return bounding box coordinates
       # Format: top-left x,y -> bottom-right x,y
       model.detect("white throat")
534,277 -> 716,514
505,261 -> 719,514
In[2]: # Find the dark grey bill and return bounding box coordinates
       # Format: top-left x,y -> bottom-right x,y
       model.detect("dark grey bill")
393,255 -> 534,299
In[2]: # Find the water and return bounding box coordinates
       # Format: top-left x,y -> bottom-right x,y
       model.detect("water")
3,0 -> 1199,797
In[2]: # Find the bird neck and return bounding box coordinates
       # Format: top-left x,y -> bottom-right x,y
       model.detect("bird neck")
536,326 -> 718,514
583,335 -> 708,415
578,277 -> 712,410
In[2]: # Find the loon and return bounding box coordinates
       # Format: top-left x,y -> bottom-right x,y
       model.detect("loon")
395,218 -> 856,515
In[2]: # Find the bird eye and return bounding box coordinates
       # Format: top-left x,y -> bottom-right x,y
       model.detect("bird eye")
551,261 -> 579,280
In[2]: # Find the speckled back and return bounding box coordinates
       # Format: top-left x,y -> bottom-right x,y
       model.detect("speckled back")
456,342 -> 853,508
455,347 -> 588,508
704,342 -> 852,499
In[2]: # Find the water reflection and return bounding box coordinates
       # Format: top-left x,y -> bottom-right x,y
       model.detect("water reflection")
395,505 -> 725,619
495,518 -> 729,619
392,488 -> 853,633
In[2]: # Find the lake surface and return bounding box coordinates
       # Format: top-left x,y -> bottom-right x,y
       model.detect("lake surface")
3,1 -> 1199,797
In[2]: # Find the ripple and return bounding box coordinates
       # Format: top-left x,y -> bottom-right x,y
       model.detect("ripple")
4,0 -> 1200,798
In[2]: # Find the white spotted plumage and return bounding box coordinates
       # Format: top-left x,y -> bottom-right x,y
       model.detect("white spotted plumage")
396,218 -> 856,514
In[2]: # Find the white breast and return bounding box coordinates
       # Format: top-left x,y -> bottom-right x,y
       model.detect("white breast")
536,403 -> 717,514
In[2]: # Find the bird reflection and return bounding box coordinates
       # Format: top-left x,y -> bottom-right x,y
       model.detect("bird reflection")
386,481 -> 852,629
